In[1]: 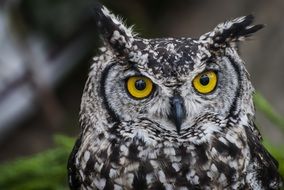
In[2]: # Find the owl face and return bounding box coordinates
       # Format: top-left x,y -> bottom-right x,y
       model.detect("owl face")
102,38 -> 242,135
86,6 -> 262,137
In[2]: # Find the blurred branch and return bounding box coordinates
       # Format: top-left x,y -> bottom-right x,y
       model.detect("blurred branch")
254,92 -> 284,133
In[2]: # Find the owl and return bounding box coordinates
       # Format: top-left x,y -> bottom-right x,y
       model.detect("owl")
68,4 -> 283,190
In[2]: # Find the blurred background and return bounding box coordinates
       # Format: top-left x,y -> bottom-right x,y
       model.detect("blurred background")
0,0 -> 283,189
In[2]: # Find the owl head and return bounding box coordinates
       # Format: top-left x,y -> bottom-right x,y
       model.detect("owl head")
80,5 -> 263,139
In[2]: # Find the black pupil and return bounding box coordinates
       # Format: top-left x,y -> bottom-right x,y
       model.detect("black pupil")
200,74 -> 210,86
135,79 -> 146,90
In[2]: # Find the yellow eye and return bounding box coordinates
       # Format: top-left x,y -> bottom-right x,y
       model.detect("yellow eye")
126,76 -> 153,99
193,71 -> 217,94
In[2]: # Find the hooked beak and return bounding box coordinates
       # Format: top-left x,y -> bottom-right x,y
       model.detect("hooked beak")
169,95 -> 186,134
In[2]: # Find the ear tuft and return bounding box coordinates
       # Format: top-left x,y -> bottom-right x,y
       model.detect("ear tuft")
199,15 -> 264,50
94,3 -> 134,55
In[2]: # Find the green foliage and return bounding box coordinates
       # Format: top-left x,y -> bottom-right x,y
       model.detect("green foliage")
0,135 -> 75,190
263,140 -> 284,178
0,93 -> 283,189
254,92 -> 284,133
254,92 -> 284,179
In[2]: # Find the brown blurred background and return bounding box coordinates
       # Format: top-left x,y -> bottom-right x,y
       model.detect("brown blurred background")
0,0 -> 283,163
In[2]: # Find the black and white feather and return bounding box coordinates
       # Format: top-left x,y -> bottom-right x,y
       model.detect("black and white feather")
68,4 -> 283,190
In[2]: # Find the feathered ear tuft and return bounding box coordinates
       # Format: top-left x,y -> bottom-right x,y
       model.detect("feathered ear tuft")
94,3 -> 134,55
199,15 -> 264,51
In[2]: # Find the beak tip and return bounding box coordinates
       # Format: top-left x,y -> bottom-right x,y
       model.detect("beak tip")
176,124 -> 181,135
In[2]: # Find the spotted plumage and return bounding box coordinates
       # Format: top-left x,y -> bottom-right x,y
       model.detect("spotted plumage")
68,4 -> 283,190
